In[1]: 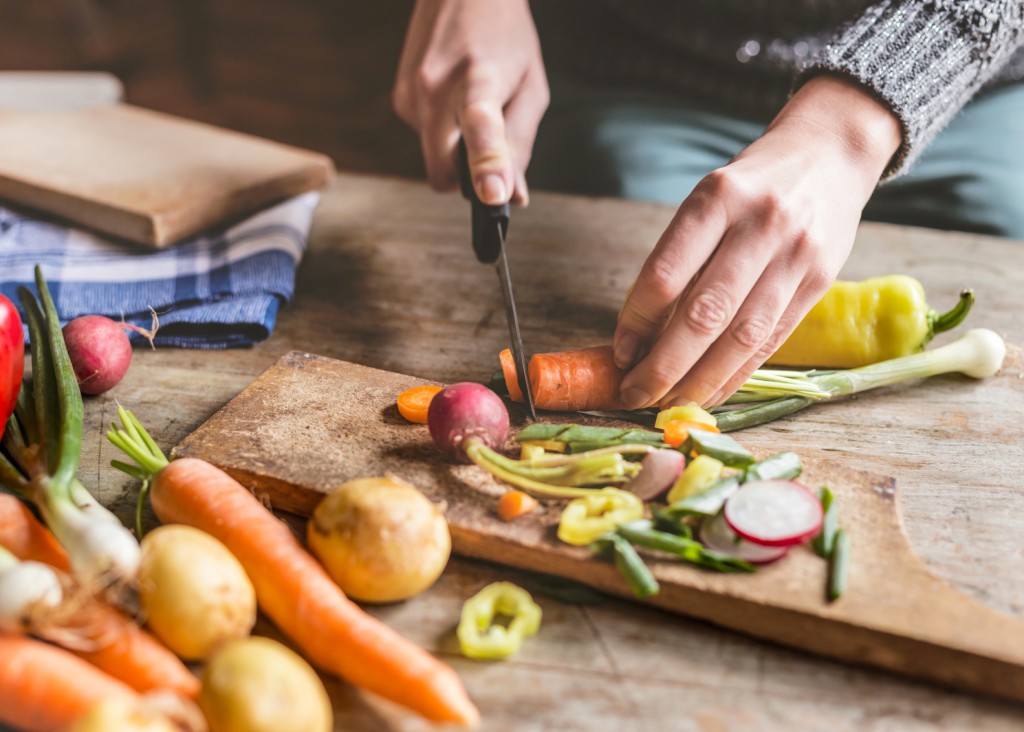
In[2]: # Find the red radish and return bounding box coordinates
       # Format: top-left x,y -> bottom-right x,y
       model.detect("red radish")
625,449 -> 685,501
62,315 -> 155,396
700,511 -> 790,564
723,479 -> 823,547
427,382 -> 510,463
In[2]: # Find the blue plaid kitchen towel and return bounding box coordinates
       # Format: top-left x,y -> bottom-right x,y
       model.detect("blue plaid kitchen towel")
0,192 -> 319,348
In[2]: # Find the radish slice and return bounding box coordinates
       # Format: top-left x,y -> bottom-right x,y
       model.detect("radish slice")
625,449 -> 686,501
723,479 -> 823,547
699,512 -> 790,564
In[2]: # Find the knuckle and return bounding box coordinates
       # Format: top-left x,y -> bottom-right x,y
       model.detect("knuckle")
644,362 -> 685,396
683,286 -> 734,336
640,255 -> 682,302
802,263 -> 833,296
730,314 -> 774,350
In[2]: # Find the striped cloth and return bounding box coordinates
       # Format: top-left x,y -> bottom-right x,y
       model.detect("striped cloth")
0,193 -> 318,348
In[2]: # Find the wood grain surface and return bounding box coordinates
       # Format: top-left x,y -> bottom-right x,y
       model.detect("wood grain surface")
0,103 -> 335,246
75,173 -> 1024,731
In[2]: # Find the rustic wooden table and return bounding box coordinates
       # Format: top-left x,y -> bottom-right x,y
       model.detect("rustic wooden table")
83,173 -> 1024,731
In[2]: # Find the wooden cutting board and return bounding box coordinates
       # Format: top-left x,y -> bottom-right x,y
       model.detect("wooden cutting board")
172,351 -> 1024,705
0,103 -> 334,247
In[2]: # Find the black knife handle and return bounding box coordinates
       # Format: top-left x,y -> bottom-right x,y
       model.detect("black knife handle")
457,139 -> 509,265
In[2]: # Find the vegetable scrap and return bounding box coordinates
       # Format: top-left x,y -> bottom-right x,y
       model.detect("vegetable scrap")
396,384 -> 443,424
457,582 -> 542,660
497,490 -> 540,521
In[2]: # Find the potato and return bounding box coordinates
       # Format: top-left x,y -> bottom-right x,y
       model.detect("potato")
307,475 -> 451,603
70,697 -> 196,732
138,524 -> 256,661
199,637 -> 332,732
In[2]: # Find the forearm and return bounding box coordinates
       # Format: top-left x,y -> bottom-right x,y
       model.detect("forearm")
795,0 -> 1024,178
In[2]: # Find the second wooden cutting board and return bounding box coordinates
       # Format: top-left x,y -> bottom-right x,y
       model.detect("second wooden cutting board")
172,350 -> 1024,705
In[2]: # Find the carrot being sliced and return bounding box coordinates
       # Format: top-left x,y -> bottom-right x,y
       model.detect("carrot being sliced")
0,493 -> 71,572
397,384 -> 443,424
0,632 -> 137,732
149,457 -> 480,726
662,419 -> 720,448
0,494 -> 199,699
500,345 -> 626,412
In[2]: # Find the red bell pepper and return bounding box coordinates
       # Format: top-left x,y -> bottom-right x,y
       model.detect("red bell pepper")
1,293 -> 25,437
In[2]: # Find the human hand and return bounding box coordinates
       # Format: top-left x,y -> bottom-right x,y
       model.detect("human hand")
392,0 -> 548,205
613,75 -> 902,409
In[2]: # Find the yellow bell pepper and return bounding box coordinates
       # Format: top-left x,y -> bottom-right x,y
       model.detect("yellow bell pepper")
557,488 -> 644,546
767,275 -> 974,368
457,582 -> 542,659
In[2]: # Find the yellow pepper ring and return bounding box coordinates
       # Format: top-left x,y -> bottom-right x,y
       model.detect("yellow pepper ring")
766,275 -> 974,368
556,488 -> 645,547
457,582 -> 542,660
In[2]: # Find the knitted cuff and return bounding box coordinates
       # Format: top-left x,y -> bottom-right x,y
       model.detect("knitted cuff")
795,0 -> 1024,180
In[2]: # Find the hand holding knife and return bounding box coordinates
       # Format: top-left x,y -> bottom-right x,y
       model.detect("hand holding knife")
457,140 -> 537,420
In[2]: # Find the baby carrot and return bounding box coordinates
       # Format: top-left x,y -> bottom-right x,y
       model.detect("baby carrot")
497,490 -> 540,521
0,495 -> 199,699
0,493 -> 71,572
500,345 -> 625,412
397,384 -> 443,424
0,632 -> 137,732
662,419 -> 720,448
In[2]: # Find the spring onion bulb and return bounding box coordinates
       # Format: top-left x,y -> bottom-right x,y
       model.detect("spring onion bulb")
0,545 -> 63,633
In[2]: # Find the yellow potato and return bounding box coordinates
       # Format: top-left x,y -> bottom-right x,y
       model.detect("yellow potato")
199,637 -> 332,732
138,524 -> 256,661
307,475 -> 451,603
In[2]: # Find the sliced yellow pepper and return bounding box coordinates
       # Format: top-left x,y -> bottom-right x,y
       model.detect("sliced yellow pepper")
457,582 -> 542,660
666,454 -> 724,504
654,402 -> 717,430
557,488 -> 644,546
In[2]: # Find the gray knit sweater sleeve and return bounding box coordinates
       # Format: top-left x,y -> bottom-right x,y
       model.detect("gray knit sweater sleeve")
796,0 -> 1024,178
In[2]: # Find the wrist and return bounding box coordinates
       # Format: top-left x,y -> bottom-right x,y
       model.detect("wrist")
770,74 -> 903,191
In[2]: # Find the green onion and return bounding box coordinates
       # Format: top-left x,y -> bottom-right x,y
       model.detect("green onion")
812,487 -> 838,558
616,520 -> 755,573
716,329 -> 1007,432
828,529 -> 851,601
592,533 -> 659,598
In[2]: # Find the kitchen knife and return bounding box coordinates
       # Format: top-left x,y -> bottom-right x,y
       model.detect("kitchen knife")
457,141 -> 537,420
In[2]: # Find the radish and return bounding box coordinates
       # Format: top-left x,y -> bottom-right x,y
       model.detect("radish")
62,314 -> 155,396
427,382 -> 510,463
723,479 -> 823,547
624,449 -> 685,501
699,511 -> 790,564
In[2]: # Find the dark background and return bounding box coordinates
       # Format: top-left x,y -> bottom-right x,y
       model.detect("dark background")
0,0 -> 425,177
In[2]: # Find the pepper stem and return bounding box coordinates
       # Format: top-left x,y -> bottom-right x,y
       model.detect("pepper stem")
930,289 -> 975,338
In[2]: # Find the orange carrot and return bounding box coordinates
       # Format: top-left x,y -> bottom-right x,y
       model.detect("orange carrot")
0,494 -> 199,699
497,490 -> 540,521
0,493 -> 71,572
397,384 -> 443,424
149,457 -> 480,726
0,632 -> 137,732
501,345 -> 625,411
662,419 -> 720,448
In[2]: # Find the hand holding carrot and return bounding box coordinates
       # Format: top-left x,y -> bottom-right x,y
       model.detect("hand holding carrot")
613,76 -> 902,409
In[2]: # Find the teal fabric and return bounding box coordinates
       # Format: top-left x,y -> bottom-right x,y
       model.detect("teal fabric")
530,79 -> 1024,240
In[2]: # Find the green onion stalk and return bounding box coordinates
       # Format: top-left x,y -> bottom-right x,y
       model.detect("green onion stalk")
0,267 -> 140,596
715,328 -> 1007,432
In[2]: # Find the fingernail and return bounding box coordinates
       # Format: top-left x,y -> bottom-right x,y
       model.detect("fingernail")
614,333 -> 640,369
479,174 -> 508,205
620,387 -> 651,410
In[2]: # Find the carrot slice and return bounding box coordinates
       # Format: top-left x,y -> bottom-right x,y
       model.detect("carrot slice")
663,419 -> 720,448
498,348 -> 524,403
497,491 -> 539,521
397,384 -> 443,424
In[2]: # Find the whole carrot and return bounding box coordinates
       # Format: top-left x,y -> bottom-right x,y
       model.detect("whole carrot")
0,493 -> 71,572
0,632 -> 136,732
109,409 -> 480,727
500,345 -> 625,412
0,494 -> 199,699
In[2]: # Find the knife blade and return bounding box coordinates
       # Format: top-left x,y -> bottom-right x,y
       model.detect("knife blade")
457,141 -> 537,420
